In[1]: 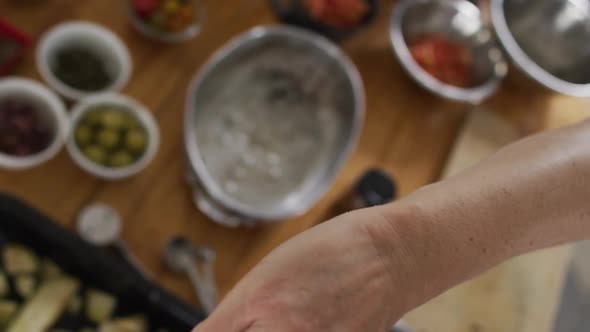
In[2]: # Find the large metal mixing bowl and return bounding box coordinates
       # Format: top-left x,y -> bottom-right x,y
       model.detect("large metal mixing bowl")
184,26 -> 365,227
390,0 -> 508,104
491,0 -> 590,97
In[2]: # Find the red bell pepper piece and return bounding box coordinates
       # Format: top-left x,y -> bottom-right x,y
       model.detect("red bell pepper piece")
0,18 -> 31,76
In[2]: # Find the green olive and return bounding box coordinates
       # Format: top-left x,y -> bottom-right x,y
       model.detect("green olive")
83,146 -> 107,165
109,151 -> 135,168
125,129 -> 148,154
75,125 -> 93,147
119,113 -> 139,130
96,129 -> 120,149
100,110 -> 127,129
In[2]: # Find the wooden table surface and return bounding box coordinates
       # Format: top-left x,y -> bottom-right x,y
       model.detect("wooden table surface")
2,0 -> 590,325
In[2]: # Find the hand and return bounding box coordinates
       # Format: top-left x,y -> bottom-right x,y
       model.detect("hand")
195,119 -> 590,332
193,208 -> 416,332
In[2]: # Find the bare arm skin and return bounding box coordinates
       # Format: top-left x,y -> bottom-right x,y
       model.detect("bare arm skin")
195,119 -> 590,332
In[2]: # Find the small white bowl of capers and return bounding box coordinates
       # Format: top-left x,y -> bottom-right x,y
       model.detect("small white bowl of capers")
67,93 -> 159,180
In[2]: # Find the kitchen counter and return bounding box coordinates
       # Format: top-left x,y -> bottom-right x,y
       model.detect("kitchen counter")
0,1 -> 588,330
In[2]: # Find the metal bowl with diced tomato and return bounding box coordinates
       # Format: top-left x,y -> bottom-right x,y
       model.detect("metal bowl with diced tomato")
390,0 -> 507,104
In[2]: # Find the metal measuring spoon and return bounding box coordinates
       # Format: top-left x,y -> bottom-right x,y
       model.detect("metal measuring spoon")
164,236 -> 218,314
77,203 -> 152,280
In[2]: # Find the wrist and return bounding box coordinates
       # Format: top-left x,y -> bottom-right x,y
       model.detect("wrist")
364,194 -> 492,313
355,202 -> 440,315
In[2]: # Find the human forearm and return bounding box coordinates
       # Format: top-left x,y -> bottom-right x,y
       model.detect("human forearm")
372,119 -> 590,311
194,120 -> 590,332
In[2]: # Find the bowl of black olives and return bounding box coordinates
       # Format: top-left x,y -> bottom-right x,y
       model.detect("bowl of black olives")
67,93 -> 159,180
0,78 -> 69,170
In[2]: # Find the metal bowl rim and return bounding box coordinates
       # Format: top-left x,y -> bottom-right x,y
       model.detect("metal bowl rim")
490,0 -> 590,97
390,0 -> 507,104
184,25 -> 365,221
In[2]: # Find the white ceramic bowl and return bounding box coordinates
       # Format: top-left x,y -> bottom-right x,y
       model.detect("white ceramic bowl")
0,78 -> 69,170
126,0 -> 206,43
67,93 -> 159,180
37,21 -> 132,101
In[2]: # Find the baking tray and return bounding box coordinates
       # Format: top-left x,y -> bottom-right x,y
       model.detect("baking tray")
0,191 -> 206,330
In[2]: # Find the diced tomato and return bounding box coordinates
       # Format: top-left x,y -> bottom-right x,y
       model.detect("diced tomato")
409,35 -> 472,87
303,0 -> 369,29
132,0 -> 159,17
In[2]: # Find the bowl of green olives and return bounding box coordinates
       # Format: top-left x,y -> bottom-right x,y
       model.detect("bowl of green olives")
67,93 -> 159,180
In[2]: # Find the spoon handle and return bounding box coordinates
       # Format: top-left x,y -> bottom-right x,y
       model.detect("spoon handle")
201,260 -> 218,310
185,262 -> 217,314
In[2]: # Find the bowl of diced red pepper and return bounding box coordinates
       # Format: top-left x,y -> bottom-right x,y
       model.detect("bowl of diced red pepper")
270,0 -> 379,41
0,18 -> 31,76
128,0 -> 204,43
0,78 -> 69,170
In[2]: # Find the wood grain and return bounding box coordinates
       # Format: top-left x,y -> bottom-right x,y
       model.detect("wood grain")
1,1 -> 589,330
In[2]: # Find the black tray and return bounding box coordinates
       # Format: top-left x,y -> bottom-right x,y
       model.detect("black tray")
0,192 -> 205,330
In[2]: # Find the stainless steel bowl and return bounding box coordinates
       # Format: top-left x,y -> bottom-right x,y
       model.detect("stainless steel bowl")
390,0 -> 508,104
490,0 -> 590,97
184,26 -> 365,227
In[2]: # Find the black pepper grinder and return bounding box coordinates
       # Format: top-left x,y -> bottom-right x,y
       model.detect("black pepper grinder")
332,169 -> 398,216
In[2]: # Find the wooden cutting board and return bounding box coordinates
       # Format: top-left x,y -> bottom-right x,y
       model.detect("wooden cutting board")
403,108 -> 575,332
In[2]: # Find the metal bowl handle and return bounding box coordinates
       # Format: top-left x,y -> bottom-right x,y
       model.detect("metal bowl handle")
192,187 -> 246,227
